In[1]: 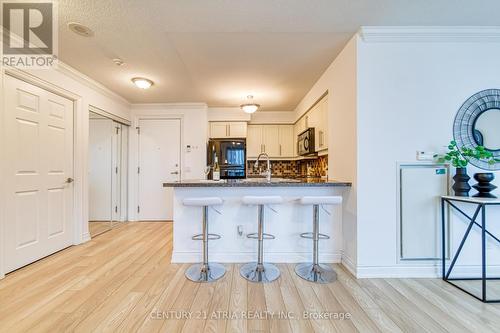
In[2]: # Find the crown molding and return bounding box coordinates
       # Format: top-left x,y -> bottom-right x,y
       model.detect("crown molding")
56,61 -> 130,106
359,26 -> 500,43
131,103 -> 208,110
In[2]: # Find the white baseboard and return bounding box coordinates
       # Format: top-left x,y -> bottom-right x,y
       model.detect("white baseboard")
340,254 -> 357,276
355,263 -> 500,278
82,232 -> 91,243
172,252 -> 341,264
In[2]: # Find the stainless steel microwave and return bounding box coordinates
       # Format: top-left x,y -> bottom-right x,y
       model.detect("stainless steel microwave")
297,128 -> 315,156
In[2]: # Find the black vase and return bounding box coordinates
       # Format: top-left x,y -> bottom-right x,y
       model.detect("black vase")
452,168 -> 471,197
472,173 -> 497,198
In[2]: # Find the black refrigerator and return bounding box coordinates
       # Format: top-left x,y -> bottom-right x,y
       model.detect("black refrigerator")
207,139 -> 246,179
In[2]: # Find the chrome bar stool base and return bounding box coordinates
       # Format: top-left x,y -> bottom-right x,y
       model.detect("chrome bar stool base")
185,262 -> 226,283
240,262 -> 280,283
295,263 -> 336,283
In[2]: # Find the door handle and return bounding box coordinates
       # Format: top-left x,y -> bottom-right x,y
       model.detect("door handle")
170,171 -> 179,175
65,177 -> 74,184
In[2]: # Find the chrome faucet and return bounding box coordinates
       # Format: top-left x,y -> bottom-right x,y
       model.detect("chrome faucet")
255,153 -> 271,182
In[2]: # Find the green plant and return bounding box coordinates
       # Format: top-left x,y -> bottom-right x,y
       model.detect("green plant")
438,140 -> 500,168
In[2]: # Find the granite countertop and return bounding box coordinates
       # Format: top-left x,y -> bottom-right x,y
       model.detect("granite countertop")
163,178 -> 351,187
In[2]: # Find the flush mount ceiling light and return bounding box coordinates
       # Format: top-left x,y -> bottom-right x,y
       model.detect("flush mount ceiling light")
131,77 -> 154,89
67,22 -> 94,37
240,95 -> 260,114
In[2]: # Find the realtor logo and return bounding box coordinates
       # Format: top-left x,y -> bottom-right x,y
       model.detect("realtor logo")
1,0 -> 58,68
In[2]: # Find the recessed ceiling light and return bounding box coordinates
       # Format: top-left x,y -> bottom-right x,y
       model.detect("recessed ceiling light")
132,77 -> 154,89
112,58 -> 124,66
240,95 -> 260,114
67,22 -> 94,37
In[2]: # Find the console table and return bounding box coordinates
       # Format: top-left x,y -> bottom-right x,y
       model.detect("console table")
441,196 -> 500,303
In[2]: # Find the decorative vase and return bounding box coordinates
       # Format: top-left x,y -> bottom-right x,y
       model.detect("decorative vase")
452,168 -> 471,197
472,173 -> 497,198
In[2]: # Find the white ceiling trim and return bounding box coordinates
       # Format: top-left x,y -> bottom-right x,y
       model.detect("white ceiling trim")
359,26 -> 500,43
131,103 -> 208,110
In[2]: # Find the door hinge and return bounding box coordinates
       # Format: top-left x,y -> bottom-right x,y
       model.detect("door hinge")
115,206 -> 118,213
136,126 -> 140,135
137,206 -> 140,213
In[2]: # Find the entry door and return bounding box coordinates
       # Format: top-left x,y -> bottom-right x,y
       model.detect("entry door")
3,75 -> 74,273
138,119 -> 181,220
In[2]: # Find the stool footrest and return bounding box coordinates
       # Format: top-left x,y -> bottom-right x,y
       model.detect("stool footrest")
247,232 -> 275,240
192,233 -> 221,241
300,232 -> 330,240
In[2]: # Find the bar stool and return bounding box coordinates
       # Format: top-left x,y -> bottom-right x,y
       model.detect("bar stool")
183,197 -> 225,283
296,196 -> 342,283
240,195 -> 283,283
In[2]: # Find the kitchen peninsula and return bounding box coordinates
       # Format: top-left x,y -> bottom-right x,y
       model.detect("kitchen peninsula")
163,179 -> 351,263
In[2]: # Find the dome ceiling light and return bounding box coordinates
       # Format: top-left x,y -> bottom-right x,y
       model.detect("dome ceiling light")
132,77 -> 154,89
240,95 -> 260,114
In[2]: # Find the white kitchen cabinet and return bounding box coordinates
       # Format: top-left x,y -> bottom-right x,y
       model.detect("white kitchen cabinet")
210,122 -> 228,138
228,122 -> 247,137
316,97 -> 328,151
247,124 -> 294,158
209,121 -> 247,138
263,125 -> 280,156
247,125 -> 263,157
279,125 -> 294,157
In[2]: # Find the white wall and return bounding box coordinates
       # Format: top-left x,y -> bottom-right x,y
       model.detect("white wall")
293,36 -> 358,272
128,103 -> 208,221
356,29 -> 500,277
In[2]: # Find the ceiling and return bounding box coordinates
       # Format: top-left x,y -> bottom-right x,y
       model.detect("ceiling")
58,0 -> 500,110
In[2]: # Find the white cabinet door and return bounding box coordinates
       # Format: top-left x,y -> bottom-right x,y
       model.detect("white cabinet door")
228,122 -> 247,138
210,122 -> 228,138
138,119 -> 181,220
279,125 -> 294,157
4,75 -> 74,273
263,125 -> 280,157
316,98 -> 328,151
247,125 -> 263,158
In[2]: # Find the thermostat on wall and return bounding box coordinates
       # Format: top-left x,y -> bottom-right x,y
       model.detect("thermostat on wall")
416,151 -> 437,161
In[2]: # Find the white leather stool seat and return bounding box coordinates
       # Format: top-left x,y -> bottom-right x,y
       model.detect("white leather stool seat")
299,196 -> 342,205
183,197 -> 223,206
242,196 -> 283,205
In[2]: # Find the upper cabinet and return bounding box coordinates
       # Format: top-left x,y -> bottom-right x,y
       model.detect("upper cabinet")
209,121 -> 247,138
294,95 -> 328,152
247,124 -> 295,158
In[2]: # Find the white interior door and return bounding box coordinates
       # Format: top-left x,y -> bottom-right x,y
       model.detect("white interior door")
3,75 -> 74,273
138,118 -> 181,220
89,118 -> 113,221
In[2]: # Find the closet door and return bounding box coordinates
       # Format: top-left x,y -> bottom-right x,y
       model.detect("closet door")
3,75 -> 74,273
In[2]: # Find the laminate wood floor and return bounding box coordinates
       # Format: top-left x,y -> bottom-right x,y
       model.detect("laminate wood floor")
1,222 -> 500,332
89,221 -> 112,237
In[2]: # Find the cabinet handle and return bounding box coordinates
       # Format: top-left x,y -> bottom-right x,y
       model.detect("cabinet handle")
279,144 -> 282,156
226,124 -> 229,137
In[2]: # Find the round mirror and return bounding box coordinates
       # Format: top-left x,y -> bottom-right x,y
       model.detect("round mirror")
473,108 -> 500,151
453,89 -> 500,170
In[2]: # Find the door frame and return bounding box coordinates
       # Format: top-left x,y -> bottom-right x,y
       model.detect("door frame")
0,67 -> 83,279
134,115 -> 184,221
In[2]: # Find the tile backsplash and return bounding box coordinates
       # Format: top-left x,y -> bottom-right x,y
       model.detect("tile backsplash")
247,155 -> 328,178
